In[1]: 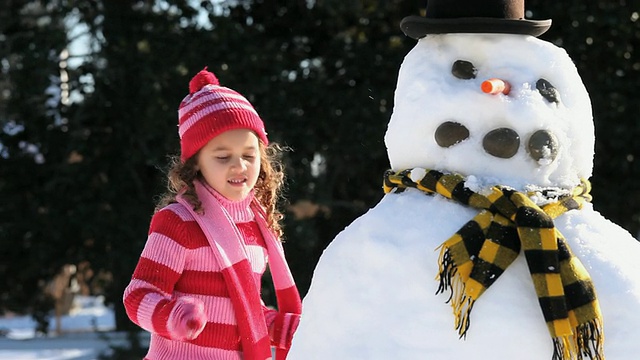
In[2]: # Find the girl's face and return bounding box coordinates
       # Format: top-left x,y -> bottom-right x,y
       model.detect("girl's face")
196,129 -> 261,201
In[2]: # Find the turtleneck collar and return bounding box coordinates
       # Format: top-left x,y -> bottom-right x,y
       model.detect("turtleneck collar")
199,180 -> 255,223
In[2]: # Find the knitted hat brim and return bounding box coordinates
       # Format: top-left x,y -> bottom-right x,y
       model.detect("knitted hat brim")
400,16 -> 552,39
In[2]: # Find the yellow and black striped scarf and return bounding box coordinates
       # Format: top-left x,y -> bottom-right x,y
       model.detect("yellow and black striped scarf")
383,168 -> 604,360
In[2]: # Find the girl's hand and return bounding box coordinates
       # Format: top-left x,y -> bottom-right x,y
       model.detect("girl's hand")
269,312 -> 301,349
168,296 -> 207,341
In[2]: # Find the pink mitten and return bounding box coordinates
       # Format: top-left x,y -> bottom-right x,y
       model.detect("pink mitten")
168,297 -> 207,341
269,312 -> 301,349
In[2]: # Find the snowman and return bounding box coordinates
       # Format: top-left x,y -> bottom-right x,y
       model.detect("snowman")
288,0 -> 640,359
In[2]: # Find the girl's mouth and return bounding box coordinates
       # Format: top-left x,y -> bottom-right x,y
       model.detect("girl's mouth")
228,178 -> 246,186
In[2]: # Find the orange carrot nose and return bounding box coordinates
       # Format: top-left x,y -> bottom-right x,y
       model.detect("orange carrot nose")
481,78 -> 511,95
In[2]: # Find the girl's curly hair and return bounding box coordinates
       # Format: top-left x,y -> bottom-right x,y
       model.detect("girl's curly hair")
155,141 -> 286,239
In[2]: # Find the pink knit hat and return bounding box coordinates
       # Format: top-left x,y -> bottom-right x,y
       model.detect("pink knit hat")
177,68 -> 269,162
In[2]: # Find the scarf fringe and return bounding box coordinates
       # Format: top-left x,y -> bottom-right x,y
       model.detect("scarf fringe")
437,246 -> 475,338
548,319 -> 606,360
575,319 -> 605,360
552,336 -> 572,360
436,245 -> 456,301
552,300 -> 605,360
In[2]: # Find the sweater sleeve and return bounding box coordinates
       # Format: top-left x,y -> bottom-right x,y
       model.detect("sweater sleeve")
122,205 -> 198,339
263,303 -> 278,330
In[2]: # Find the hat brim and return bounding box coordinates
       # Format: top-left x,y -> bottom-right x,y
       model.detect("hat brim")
400,16 -> 552,39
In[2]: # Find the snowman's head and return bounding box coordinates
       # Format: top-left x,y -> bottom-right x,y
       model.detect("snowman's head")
384,34 -> 594,190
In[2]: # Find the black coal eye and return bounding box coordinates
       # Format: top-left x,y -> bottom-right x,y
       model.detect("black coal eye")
452,60 -> 477,80
536,78 -> 560,104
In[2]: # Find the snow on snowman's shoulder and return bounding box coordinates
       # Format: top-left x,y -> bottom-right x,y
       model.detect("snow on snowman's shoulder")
556,204 -> 640,280
331,189 -> 478,247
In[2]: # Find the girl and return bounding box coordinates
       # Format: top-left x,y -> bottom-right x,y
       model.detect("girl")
123,68 -> 302,360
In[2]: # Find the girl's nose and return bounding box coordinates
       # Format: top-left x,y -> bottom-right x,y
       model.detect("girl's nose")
481,78 -> 511,95
230,156 -> 246,170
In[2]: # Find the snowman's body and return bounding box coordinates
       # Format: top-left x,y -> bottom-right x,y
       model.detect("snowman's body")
288,34 -> 640,359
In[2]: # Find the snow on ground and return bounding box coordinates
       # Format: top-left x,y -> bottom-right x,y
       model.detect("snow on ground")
0,295 -> 146,360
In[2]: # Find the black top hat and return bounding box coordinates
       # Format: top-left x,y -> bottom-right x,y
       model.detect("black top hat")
400,0 -> 551,39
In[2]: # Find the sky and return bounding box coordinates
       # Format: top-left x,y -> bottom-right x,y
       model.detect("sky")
288,33 -> 640,359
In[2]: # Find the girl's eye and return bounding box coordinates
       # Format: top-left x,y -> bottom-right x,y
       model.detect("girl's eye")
243,155 -> 255,160
216,156 -> 230,161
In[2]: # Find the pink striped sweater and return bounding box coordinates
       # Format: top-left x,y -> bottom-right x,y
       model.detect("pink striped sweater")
123,189 -> 298,360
